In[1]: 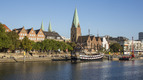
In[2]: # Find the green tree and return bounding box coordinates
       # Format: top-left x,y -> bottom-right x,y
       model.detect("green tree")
21,36 -> 32,52
33,42 -> 41,51
110,43 -> 123,52
0,23 -> 12,52
7,31 -> 20,52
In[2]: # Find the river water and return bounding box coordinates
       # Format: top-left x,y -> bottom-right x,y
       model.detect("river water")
0,60 -> 143,80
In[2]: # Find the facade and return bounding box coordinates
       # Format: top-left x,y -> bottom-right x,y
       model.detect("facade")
76,35 -> 102,52
35,29 -> 45,42
13,21 -> 63,42
71,8 -> 81,43
44,31 -> 63,41
26,28 -> 37,42
13,27 -> 27,40
101,37 -> 109,50
13,27 -> 45,42
139,32 -> 143,41
120,40 -> 143,54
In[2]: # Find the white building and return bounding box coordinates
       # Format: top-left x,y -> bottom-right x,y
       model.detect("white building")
101,37 -> 109,50
121,40 -> 143,54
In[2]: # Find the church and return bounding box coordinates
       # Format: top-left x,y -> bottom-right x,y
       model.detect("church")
70,8 -> 102,52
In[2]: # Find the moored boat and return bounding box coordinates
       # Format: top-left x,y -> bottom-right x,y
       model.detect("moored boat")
119,56 -> 131,61
79,54 -> 104,61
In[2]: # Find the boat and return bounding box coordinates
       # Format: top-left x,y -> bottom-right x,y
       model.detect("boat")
79,54 -> 104,61
119,56 -> 131,61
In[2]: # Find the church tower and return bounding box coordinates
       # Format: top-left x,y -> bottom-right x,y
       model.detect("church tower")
71,8 -> 81,43
41,21 -> 44,31
48,21 -> 52,32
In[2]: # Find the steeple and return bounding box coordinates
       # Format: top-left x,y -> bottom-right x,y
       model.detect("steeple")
71,8 -> 81,42
48,21 -> 52,32
41,21 -> 44,31
72,8 -> 80,28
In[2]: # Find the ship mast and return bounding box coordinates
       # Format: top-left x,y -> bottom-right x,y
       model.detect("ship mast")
132,37 -> 134,54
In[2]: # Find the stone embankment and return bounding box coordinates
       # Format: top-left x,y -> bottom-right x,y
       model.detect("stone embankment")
1,52 -> 143,62
0,52 -> 71,62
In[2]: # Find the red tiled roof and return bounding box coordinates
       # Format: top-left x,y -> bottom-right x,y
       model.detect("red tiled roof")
3,24 -> 11,31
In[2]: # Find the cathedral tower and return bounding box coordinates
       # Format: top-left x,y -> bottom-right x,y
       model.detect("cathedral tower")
48,21 -> 52,32
41,21 -> 44,31
71,8 -> 81,43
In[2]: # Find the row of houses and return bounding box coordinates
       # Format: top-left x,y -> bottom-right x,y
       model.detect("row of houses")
70,8 -> 110,52
1,22 -> 63,42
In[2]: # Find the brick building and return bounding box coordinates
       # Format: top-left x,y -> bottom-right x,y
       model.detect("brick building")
13,27 -> 45,42
26,28 -> 37,42
13,27 -> 27,40
70,8 -> 102,52
35,29 -> 45,42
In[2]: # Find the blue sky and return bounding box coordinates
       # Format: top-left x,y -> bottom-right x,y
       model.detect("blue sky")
0,0 -> 143,40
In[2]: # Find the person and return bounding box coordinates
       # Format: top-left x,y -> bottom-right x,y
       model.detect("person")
131,53 -> 135,58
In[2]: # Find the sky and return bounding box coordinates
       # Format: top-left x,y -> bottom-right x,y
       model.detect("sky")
0,0 -> 143,40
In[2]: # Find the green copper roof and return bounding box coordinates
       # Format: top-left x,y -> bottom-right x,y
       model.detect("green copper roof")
48,21 -> 52,32
72,8 -> 79,28
41,21 -> 44,31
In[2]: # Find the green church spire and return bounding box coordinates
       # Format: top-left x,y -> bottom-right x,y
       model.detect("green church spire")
41,21 -> 44,31
48,21 -> 52,32
72,8 -> 79,28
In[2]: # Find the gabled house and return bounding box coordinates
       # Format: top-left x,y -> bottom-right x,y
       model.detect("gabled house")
35,29 -> 45,42
76,35 -> 102,52
26,28 -> 37,42
13,27 -> 27,40
95,37 -> 102,50
90,36 -> 97,51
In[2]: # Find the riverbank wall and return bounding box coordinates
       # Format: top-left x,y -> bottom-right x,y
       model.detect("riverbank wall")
1,52 -> 143,62
0,52 -> 71,63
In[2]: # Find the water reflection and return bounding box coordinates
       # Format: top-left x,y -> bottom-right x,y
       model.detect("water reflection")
0,60 -> 143,80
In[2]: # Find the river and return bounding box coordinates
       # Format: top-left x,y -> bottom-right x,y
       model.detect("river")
0,60 -> 143,80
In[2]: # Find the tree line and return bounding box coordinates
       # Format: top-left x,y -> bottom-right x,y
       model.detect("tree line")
0,23 -> 75,53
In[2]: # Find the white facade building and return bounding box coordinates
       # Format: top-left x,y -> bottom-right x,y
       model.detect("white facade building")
121,40 -> 143,54
101,37 -> 109,50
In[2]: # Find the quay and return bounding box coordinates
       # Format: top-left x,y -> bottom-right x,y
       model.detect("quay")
1,52 -> 143,63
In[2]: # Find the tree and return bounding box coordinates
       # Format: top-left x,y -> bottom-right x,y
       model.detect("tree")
0,23 -> 12,52
21,36 -> 32,52
32,42 -> 41,51
7,31 -> 20,52
110,43 -> 123,52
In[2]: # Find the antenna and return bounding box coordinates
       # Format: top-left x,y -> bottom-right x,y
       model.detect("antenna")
132,37 -> 134,54
97,28 -> 99,37
88,29 -> 90,36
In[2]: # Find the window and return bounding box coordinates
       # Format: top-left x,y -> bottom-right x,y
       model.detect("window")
57,37 -> 60,39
